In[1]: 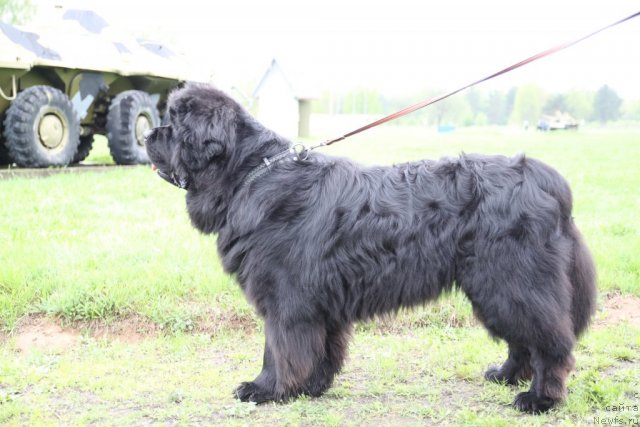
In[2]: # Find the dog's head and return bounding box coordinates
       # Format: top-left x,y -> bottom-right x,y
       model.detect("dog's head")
145,83 -> 244,190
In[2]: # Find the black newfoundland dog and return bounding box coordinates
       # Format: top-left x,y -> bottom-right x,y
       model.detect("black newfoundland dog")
145,83 -> 596,414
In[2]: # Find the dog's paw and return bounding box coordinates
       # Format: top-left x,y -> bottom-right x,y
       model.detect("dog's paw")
484,366 -> 507,383
234,381 -> 275,404
485,366 -> 530,385
513,391 -> 555,414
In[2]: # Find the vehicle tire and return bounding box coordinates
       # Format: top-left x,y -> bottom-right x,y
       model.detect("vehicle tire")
0,117 -> 11,165
72,134 -> 94,163
0,143 -> 12,165
0,122 -> 11,165
2,86 -> 80,167
106,90 -> 159,165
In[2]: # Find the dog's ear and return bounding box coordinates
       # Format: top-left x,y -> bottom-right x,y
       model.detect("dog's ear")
202,138 -> 225,158
172,108 -> 232,170
168,83 -> 243,170
179,136 -> 225,171
205,104 -> 237,147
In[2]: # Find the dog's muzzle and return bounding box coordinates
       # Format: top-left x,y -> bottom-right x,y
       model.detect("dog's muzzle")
153,165 -> 190,190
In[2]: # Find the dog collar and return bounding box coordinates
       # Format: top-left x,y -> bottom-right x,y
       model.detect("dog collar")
242,143 -> 310,191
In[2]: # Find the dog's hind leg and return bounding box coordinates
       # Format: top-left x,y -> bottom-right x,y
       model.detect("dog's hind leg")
457,233 -> 577,413
303,324 -> 352,397
479,303 -> 575,413
485,343 -> 532,385
514,341 -> 575,414
475,285 -> 576,413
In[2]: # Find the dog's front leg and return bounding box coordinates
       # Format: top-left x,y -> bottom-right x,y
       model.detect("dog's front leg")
235,313 -> 328,403
234,337 -> 278,403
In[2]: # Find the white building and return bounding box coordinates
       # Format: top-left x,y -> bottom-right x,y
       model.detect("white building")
252,59 -> 313,138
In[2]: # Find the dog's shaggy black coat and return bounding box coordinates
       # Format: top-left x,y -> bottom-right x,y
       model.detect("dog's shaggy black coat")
145,83 -> 597,414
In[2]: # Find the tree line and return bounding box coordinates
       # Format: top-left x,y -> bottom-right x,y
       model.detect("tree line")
313,84 -> 640,126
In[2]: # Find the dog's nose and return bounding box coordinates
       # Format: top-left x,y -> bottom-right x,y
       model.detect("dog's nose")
143,129 -> 153,139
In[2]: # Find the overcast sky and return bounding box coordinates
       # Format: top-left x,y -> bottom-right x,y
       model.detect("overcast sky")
40,0 -> 640,98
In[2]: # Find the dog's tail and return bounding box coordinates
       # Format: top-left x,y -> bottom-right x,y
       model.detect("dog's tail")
567,220 -> 597,337
524,157 -> 597,337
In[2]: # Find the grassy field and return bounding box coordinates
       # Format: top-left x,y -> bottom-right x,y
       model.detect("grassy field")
0,127 -> 639,425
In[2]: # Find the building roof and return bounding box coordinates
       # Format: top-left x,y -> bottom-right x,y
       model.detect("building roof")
253,58 -> 316,100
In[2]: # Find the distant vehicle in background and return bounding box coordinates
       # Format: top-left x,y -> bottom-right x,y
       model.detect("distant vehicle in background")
537,112 -> 580,131
0,8 -> 197,168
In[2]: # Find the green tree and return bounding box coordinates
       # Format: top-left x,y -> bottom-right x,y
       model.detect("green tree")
621,99 -> 640,121
505,87 -> 517,122
428,95 -> 470,127
340,89 -> 383,114
486,90 -> 506,125
486,87 -> 517,125
565,90 -> 594,121
464,88 -> 487,125
510,84 -> 546,126
0,0 -> 34,24
543,94 -> 567,115
593,85 -> 623,123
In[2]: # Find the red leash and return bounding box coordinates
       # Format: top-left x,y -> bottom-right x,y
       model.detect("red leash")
317,10 -> 640,148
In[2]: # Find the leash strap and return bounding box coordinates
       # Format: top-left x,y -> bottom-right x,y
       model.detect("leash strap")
320,10 -> 640,147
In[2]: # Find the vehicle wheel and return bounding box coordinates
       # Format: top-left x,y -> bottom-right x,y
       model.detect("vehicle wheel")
106,90 -> 159,165
0,143 -> 12,165
2,86 -> 80,167
0,118 -> 11,165
0,123 -> 11,165
72,134 -> 94,163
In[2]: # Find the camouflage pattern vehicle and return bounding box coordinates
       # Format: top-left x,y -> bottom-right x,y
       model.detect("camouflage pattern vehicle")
536,112 -> 580,132
0,8 -> 194,167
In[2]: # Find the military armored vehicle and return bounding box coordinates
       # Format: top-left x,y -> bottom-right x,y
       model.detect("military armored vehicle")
536,112 -> 580,131
0,8 -> 194,167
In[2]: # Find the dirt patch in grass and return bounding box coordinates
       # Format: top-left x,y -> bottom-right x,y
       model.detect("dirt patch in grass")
10,292 -> 636,354
9,315 -> 158,353
13,316 -> 81,353
194,308 -> 260,335
8,309 -> 259,353
79,315 -> 159,343
595,293 -> 640,329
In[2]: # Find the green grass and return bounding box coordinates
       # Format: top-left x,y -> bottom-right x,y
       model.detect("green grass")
82,135 -> 115,165
2,127 -> 638,329
0,324 -> 637,425
0,126 -> 639,425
